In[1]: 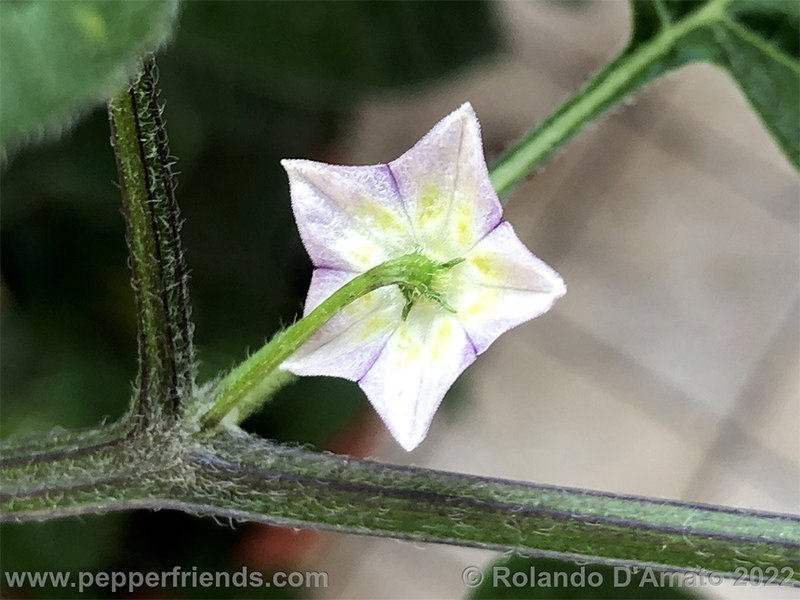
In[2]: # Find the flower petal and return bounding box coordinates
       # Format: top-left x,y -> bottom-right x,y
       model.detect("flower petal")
282,268 -> 405,380
282,104 -> 566,452
283,159 -> 415,271
359,303 -> 476,451
448,221 -> 566,354
388,102 -> 502,260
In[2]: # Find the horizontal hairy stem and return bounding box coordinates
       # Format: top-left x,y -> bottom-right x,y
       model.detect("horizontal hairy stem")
3,429 -> 798,582
0,419 -> 135,463
0,424 -> 167,519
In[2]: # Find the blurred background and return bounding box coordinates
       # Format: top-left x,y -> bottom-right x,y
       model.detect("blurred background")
1,1 -> 797,599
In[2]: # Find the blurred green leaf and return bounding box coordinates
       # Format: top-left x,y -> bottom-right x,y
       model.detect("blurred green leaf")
629,0 -> 799,167
0,0 -> 179,154
712,2 -> 800,168
174,1 -> 499,107
468,554 -> 700,599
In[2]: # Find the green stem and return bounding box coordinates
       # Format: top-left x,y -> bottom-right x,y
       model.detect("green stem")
489,0 -> 728,198
0,427 -> 175,521
3,429 -> 798,582
198,252 -> 458,430
189,431 -> 800,579
108,56 -> 195,426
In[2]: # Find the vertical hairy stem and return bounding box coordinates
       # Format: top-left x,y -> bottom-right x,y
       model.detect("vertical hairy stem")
108,57 -> 195,427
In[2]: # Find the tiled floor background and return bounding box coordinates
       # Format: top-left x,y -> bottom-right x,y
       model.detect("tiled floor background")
301,2 -> 799,598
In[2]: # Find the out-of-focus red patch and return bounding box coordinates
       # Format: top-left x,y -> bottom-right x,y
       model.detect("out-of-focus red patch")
326,412 -> 382,458
237,525 -> 321,571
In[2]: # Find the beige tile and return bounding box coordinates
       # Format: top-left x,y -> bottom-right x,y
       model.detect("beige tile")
749,357 -> 800,467
690,451 -> 800,515
677,300 -> 800,509
667,64 -> 798,178
501,0 -> 629,80
404,338 -> 714,499
723,300 -> 800,471
316,537 -> 491,600
549,129 -> 798,416
705,582 -> 800,600
650,65 -> 799,224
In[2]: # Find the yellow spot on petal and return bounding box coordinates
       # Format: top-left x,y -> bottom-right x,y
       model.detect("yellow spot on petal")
465,302 -> 484,316
353,247 -> 375,265
343,290 -> 376,317
394,327 -> 420,367
469,254 -> 504,280
456,220 -> 470,245
339,236 -> 382,268
415,185 -> 445,225
464,290 -> 498,317
361,316 -> 392,340
356,200 -> 405,234
73,6 -> 107,42
453,200 -> 474,246
458,288 -> 500,319
430,319 -> 452,361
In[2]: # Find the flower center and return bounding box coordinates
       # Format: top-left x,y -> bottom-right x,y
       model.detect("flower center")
395,251 -> 464,320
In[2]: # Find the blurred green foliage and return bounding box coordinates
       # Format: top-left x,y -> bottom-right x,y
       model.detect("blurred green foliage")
629,0 -> 800,167
0,0 -> 179,153
1,2 -> 498,597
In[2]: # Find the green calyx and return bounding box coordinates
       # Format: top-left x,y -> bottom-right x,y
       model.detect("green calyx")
395,253 -> 464,320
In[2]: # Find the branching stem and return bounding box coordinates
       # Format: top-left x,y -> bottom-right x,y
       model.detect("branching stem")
2,3 -> 799,583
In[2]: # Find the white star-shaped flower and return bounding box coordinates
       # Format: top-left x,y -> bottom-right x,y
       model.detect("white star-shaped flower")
281,103 -> 565,451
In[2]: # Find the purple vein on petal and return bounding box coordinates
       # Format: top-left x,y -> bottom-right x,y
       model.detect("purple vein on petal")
384,162 -> 420,244
356,331 -> 395,385
437,117 -> 467,243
